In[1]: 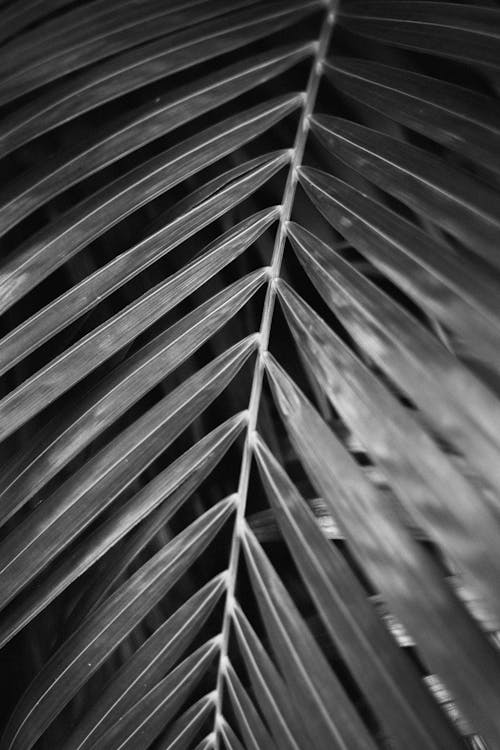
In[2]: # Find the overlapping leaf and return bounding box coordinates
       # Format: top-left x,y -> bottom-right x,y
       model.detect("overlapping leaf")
325,57 -> 500,173
2,498 -> 235,750
338,2 -> 500,69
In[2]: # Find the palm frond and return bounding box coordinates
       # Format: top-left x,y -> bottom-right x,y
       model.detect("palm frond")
1,1 -> 500,749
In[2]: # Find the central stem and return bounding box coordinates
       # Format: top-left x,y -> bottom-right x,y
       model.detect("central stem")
212,6 -> 336,745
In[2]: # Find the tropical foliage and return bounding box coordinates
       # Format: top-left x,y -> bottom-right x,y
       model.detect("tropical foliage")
0,1 -> 499,748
